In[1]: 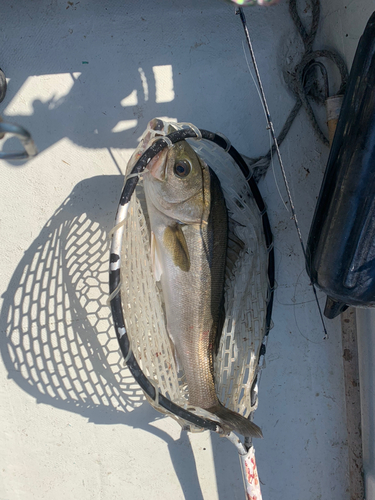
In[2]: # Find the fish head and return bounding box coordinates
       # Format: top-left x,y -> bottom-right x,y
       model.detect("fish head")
144,140 -> 211,225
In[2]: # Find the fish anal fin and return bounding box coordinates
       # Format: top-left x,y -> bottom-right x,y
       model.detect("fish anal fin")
163,225 -> 191,272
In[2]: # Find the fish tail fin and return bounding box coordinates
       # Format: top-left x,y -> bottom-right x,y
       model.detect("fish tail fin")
208,403 -> 263,438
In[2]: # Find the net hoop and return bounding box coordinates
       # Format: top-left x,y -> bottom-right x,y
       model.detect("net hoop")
109,123 -> 274,433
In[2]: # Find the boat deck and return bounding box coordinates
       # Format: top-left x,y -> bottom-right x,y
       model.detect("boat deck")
0,1 -> 372,498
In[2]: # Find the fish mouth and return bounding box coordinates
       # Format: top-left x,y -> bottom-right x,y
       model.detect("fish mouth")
136,118 -> 171,181
147,149 -> 169,181
130,118 -> 168,166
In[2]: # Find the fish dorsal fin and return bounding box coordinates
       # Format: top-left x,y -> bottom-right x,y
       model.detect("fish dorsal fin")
225,215 -> 245,281
163,224 -> 191,272
151,231 -> 163,281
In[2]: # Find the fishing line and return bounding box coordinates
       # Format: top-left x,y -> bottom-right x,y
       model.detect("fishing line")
242,40 -> 290,213
269,125 -> 290,214
237,6 -> 328,340
242,41 -> 268,123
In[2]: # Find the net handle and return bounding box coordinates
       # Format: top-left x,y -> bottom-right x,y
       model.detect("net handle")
109,125 -> 274,432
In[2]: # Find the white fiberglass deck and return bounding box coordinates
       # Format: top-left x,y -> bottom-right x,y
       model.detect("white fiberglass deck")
0,1 -> 371,499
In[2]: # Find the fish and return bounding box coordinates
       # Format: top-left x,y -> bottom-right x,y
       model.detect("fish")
142,124 -> 262,438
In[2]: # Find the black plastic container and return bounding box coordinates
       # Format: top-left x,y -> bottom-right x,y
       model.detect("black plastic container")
306,12 -> 375,319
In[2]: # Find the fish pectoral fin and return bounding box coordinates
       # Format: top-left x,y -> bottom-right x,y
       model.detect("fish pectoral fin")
163,225 -> 190,272
151,231 -> 163,281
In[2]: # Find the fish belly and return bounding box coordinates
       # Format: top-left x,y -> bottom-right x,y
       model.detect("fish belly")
162,223 -> 221,409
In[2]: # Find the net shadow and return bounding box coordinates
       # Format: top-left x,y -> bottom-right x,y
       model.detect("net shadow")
0,174 -> 213,500
0,175 -> 146,424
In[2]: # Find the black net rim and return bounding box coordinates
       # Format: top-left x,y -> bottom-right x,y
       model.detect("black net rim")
109,126 -> 274,432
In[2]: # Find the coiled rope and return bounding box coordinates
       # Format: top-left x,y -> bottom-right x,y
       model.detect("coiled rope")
248,0 -> 348,182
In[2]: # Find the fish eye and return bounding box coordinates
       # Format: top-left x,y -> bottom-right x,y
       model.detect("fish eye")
173,160 -> 191,178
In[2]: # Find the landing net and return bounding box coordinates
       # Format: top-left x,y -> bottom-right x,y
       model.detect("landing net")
110,119 -> 274,433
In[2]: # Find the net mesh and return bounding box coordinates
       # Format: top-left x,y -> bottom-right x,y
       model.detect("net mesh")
119,121 -> 270,429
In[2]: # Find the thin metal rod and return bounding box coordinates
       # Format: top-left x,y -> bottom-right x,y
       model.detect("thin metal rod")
237,7 -> 328,339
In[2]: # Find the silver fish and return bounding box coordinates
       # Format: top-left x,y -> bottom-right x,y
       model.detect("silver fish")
142,132 -> 262,438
